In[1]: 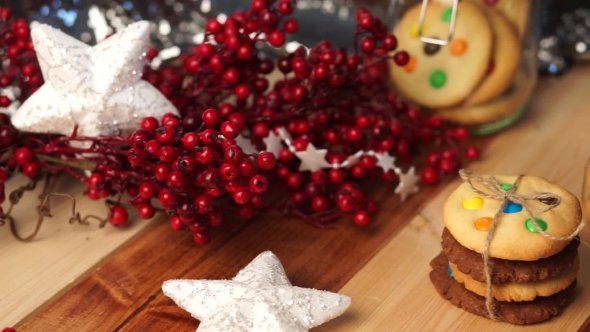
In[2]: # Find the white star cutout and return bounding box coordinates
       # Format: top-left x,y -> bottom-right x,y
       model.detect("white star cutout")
234,134 -> 258,154
376,152 -> 397,172
394,166 -> 421,201
341,150 -> 365,168
162,251 -> 351,332
295,143 -> 332,172
263,130 -> 283,157
11,21 -> 178,137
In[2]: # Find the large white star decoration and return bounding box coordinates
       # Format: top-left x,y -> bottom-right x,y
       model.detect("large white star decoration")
263,130 -> 283,157
11,21 -> 178,137
394,166 -> 420,201
376,152 -> 397,173
162,251 -> 351,332
295,143 -> 332,172
234,134 -> 258,155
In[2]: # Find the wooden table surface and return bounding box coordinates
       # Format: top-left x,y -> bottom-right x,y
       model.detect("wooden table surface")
3,66 -> 590,332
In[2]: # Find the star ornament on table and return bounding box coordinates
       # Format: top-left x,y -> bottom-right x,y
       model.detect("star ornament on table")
263,129 -> 284,157
376,151 -> 397,173
11,21 -> 178,137
162,251 -> 351,332
394,166 -> 420,202
294,143 -> 332,172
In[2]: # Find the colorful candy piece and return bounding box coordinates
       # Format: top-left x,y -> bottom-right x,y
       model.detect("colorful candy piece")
424,42 -> 441,55
447,262 -> 454,278
462,197 -> 484,210
450,39 -> 468,56
441,7 -> 454,23
500,183 -> 513,191
429,70 -> 447,89
474,217 -> 493,231
503,202 -> 523,214
525,218 -> 548,233
410,22 -> 428,39
404,56 -> 417,73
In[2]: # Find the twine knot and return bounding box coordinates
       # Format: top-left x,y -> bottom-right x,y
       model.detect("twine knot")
457,169 -> 581,321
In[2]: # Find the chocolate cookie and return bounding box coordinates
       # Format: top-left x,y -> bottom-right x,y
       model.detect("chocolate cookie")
429,253 -> 577,325
441,227 -> 580,284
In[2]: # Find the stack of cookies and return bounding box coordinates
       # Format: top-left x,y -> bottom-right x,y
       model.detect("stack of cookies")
389,0 -> 532,127
430,174 -> 582,324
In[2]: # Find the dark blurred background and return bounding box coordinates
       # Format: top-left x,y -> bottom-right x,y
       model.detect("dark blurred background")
6,0 -> 590,75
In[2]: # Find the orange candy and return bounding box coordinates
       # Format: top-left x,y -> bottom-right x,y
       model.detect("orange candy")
474,217 -> 493,231
450,38 -> 468,56
404,56 -> 418,73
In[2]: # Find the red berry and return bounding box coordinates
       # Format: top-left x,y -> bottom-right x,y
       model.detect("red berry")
233,187 -> 251,204
360,37 -> 375,53
206,19 -> 222,33
127,148 -> 147,165
394,51 -> 409,66
14,147 -> 33,165
278,0 -> 294,14
328,169 -> 345,184
194,195 -> 213,214
22,162 -> 39,178
238,159 -> 255,177
238,204 -> 256,219
252,0 -> 266,12
354,211 -> 370,226
441,149 -> 456,160
358,14 -> 373,29
185,56 -> 199,73
170,216 -> 184,231
286,173 -> 302,189
110,206 -> 129,227
382,35 -> 397,51
235,84 -> 250,99
0,8 -> 13,21
250,174 -> 268,193
158,146 -> 175,163
182,132 -> 200,150
311,170 -> 327,185
250,194 -> 265,209
198,43 -> 214,58
237,44 -> 253,60
224,145 -> 244,162
141,117 -> 159,131
0,95 -> 11,107
337,195 -> 356,212
228,113 -> 246,131
253,122 -> 269,138
193,231 -> 210,245
311,196 -> 329,212
426,152 -> 440,167
439,159 -> 454,173
268,31 -> 286,47
166,171 -> 185,188
223,68 -> 240,84
466,145 -> 480,160
360,156 -> 376,170
87,188 -> 100,200
429,115 -> 443,128
220,162 -> 238,181
154,164 -> 170,182
202,108 -> 221,127
87,173 -> 104,189
421,167 -> 439,185
347,126 -> 363,141
156,126 -> 176,144
207,209 -> 223,226
284,19 -> 298,34
139,182 -> 155,199
454,127 -> 469,141
138,203 -> 155,219
158,189 -> 176,207
257,152 -> 276,170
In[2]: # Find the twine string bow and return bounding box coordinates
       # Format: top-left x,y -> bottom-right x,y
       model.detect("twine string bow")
458,169 -> 583,321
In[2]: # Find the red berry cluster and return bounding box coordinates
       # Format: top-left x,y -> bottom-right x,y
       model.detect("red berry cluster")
0,7 -> 43,107
87,112 -> 276,245
0,1 -> 479,244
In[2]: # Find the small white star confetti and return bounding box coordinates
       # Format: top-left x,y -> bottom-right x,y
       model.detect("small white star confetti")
263,130 -> 283,157
11,21 -> 178,137
162,251 -> 351,332
394,166 -> 420,201
376,152 -> 397,173
234,134 -> 258,155
295,143 -> 332,172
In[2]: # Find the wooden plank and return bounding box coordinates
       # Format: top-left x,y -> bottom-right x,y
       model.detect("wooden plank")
0,174 -> 156,328
318,66 -> 590,331
16,176 -> 452,331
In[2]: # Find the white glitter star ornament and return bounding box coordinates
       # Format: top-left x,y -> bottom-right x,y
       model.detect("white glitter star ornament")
294,143 -> 332,172
162,251 -> 351,332
11,21 -> 178,137
394,166 -> 421,201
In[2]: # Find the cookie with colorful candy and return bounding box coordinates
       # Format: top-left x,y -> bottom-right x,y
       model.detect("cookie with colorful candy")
430,171 -> 583,324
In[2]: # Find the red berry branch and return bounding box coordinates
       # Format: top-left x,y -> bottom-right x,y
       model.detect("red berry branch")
0,1 -> 479,245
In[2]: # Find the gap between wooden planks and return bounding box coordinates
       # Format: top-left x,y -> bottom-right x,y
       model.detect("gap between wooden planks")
318,67 -> 590,331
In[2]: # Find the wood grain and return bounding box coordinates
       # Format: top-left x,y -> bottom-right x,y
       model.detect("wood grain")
319,66 -> 590,331
12,66 -> 590,331
16,174 -> 451,331
0,174 -> 156,328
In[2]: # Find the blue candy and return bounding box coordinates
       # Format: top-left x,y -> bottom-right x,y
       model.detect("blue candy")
503,202 -> 523,214
447,263 -> 454,278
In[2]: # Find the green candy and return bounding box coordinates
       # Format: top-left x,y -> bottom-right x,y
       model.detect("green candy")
500,183 -> 513,191
441,8 -> 454,23
525,218 -> 548,233
429,70 -> 446,89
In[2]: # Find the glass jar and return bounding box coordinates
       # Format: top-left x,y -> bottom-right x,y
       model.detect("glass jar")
387,0 -> 539,135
